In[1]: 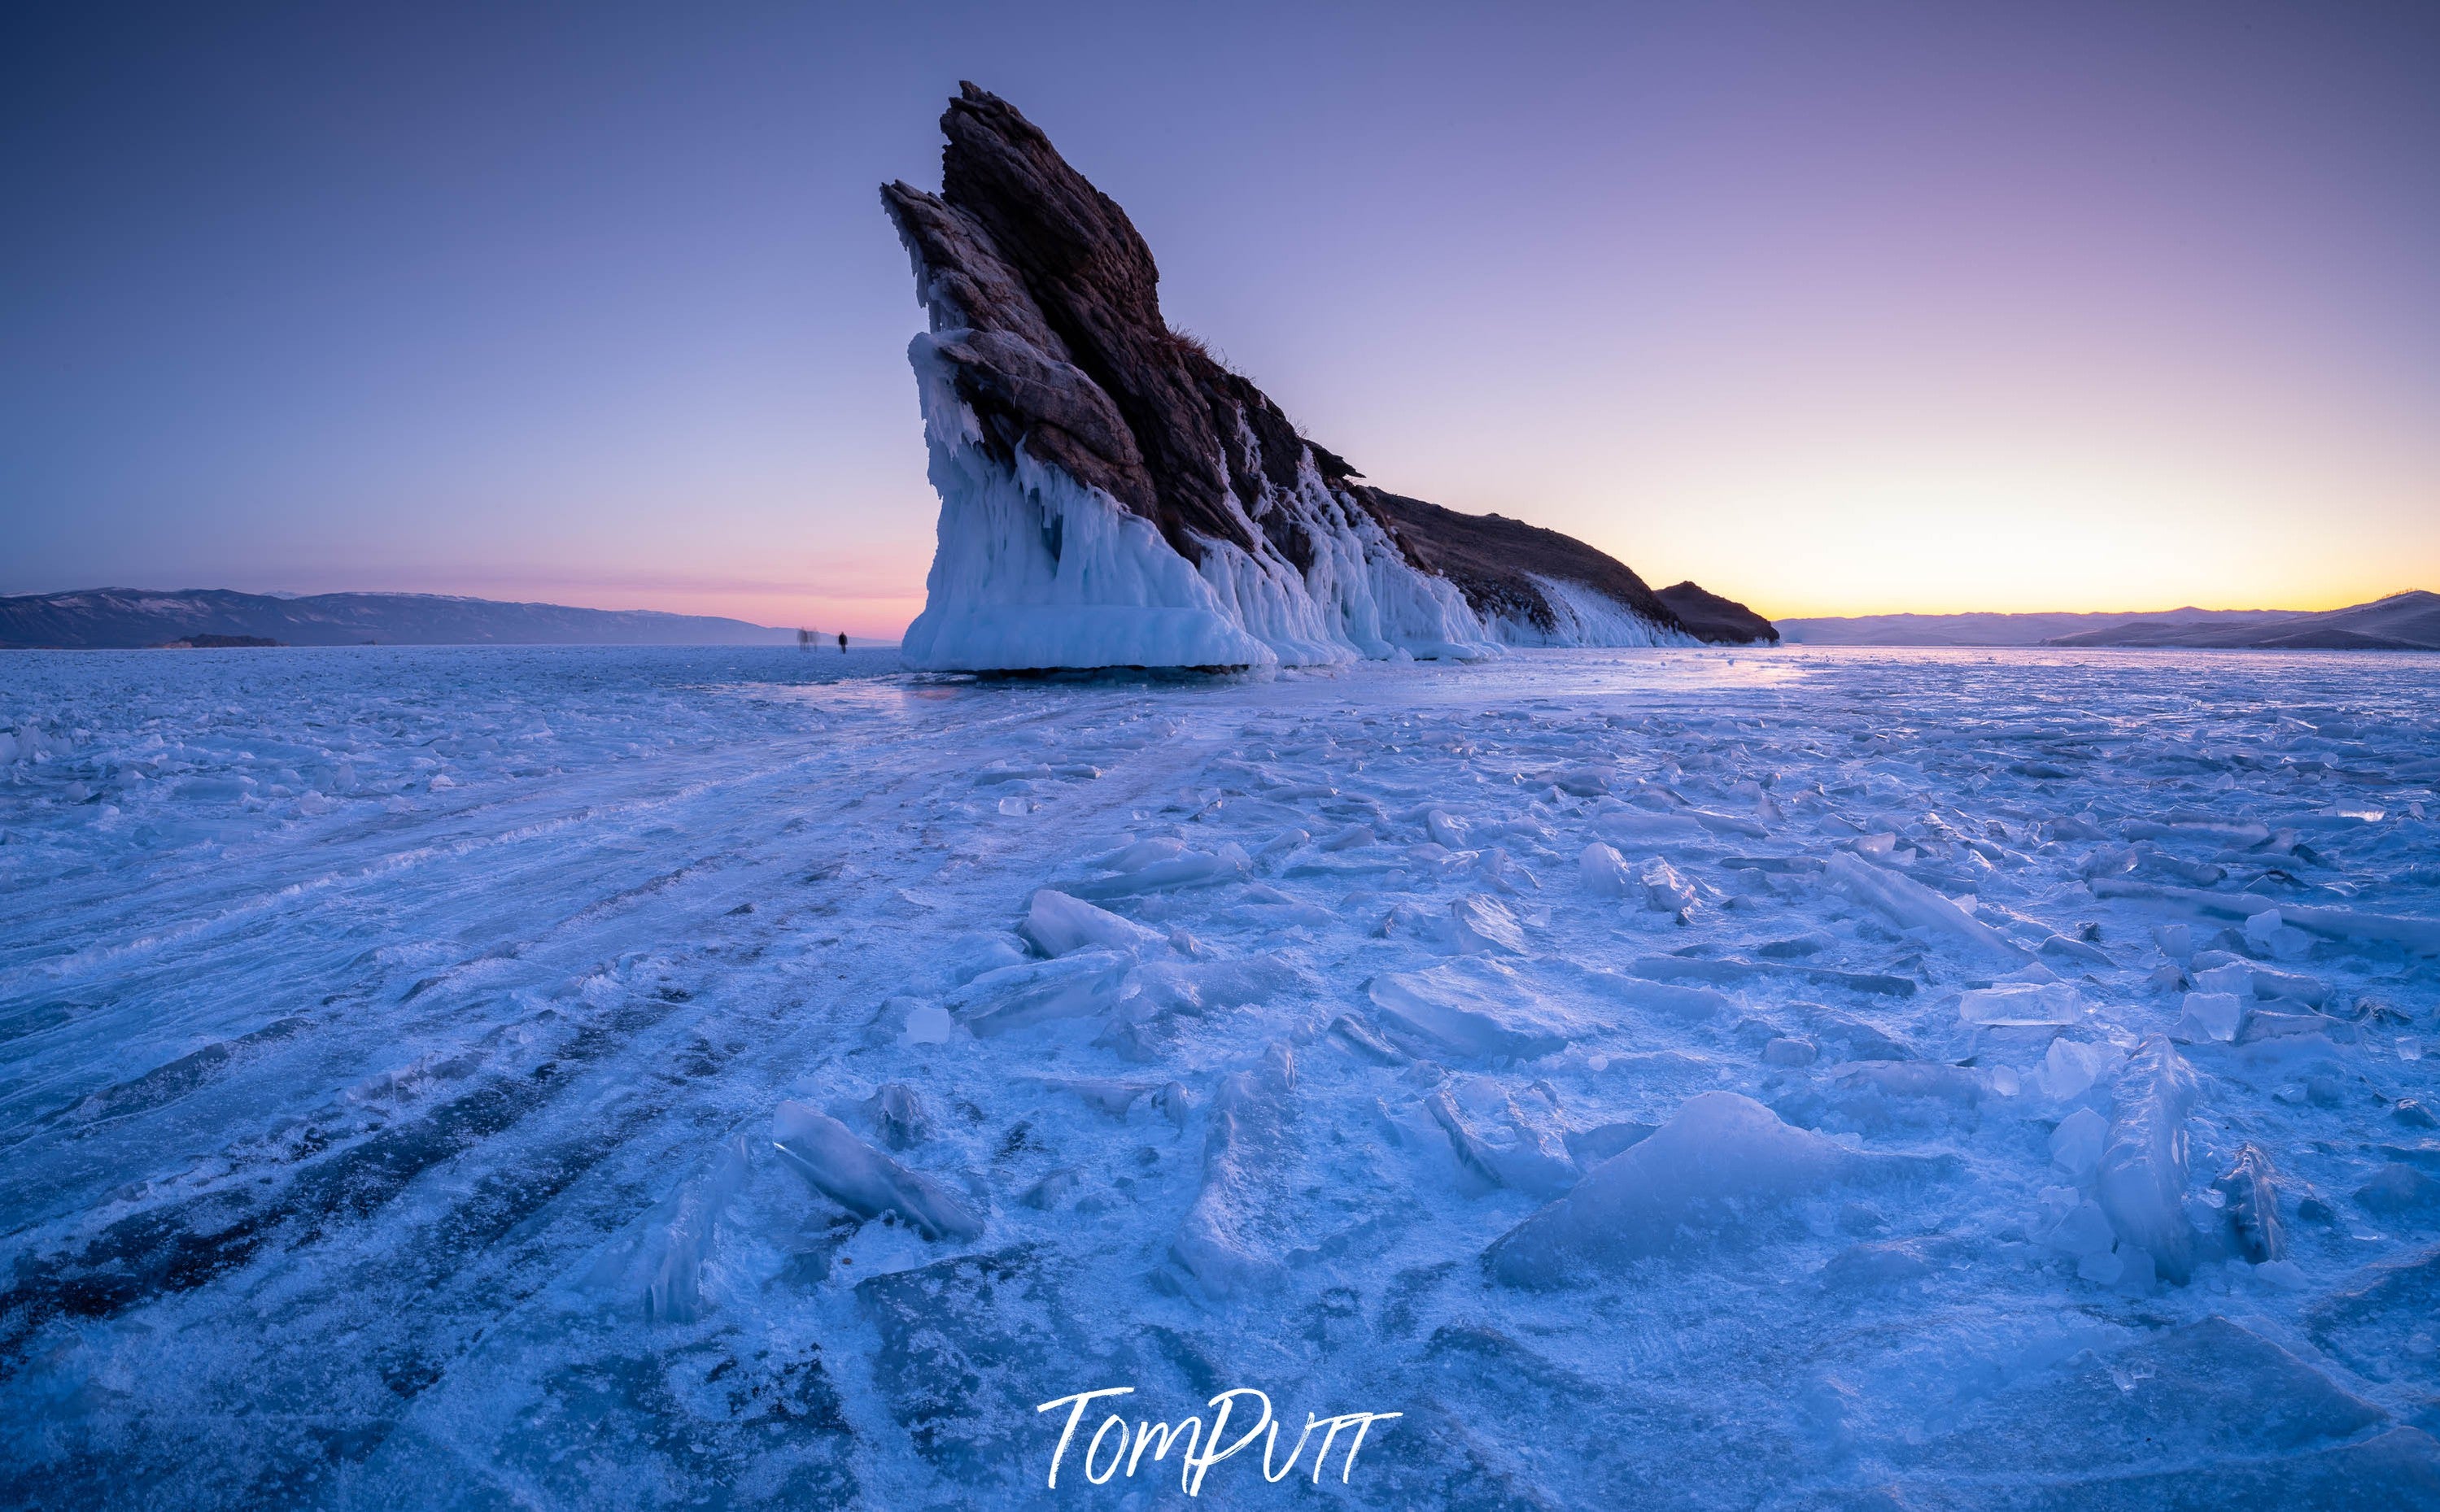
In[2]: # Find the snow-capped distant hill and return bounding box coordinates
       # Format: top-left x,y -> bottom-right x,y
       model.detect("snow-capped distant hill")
880,85 -> 1774,671
2047,590 -> 2440,650
1779,594 -> 2438,649
0,588 -> 803,649
1779,608 -> 2301,646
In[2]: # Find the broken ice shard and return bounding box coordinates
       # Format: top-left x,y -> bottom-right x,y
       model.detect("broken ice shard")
2096,1037 -> 2201,1283
773,1100 -> 984,1242
1484,1092 -> 1875,1286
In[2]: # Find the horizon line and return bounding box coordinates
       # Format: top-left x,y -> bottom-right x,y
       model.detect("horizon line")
8,580 -> 2431,629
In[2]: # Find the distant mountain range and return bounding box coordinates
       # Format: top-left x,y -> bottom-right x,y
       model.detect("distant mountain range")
0,589 -> 810,649
2046,590 -> 2439,650
1779,592 -> 2437,650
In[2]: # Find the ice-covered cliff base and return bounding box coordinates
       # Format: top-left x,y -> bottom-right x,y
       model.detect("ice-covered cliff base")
896,355 -> 1656,672
891,328 -> 1710,674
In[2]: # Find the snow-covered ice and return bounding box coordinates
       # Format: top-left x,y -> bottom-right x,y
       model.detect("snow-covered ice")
3,643 -> 2440,1507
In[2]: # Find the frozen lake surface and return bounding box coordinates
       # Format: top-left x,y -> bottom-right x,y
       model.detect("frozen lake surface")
3,643 -> 2438,1508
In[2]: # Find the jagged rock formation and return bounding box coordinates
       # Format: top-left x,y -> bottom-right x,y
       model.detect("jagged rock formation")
881,85 -> 1774,671
1655,582 -> 1781,645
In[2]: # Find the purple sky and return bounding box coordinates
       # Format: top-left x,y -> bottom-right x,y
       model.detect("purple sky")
5,2 -> 2435,632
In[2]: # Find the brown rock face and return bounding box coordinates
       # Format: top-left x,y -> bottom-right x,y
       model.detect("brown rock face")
884,86 -> 1268,564
882,84 -> 1775,648
1656,582 -> 1782,645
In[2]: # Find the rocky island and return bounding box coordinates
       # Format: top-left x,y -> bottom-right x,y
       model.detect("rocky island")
882,85 -> 1774,672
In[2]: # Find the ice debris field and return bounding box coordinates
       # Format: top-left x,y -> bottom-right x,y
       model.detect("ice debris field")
3,643 -> 2439,1509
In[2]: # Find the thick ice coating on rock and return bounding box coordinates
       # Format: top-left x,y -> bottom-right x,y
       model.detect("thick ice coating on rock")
1485,1092 -> 1862,1285
880,85 -> 1774,670
772,1100 -> 984,1242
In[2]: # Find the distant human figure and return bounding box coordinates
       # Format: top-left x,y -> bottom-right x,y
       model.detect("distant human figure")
837,632 -> 849,652
797,628 -> 812,650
